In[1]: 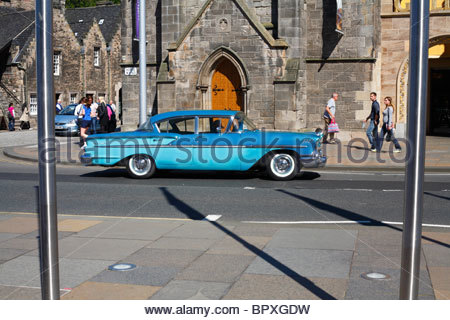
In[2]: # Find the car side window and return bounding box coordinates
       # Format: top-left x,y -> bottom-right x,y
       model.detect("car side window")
157,117 -> 195,135
198,117 -> 230,134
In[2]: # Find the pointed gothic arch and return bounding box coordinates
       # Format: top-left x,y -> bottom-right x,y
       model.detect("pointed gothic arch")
196,47 -> 249,112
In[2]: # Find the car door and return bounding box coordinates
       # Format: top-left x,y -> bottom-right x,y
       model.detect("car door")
191,116 -> 241,170
152,117 -> 196,169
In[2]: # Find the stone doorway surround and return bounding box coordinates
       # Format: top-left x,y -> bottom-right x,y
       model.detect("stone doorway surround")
396,34 -> 450,136
196,47 -> 249,113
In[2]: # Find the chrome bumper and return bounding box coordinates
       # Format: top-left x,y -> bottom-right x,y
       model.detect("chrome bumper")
300,153 -> 327,168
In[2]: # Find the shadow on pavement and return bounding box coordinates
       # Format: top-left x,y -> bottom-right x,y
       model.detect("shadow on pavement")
424,191 -> 450,202
81,169 -> 321,181
277,190 -> 450,249
159,187 -> 337,300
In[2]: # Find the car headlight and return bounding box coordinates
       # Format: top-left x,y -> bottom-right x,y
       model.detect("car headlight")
67,120 -> 77,126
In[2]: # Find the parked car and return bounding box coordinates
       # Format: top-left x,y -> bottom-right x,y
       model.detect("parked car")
81,110 -> 326,180
55,104 -> 78,136
55,104 -> 100,136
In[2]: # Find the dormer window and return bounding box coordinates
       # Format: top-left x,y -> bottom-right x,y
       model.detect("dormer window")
78,19 -> 83,23
99,19 -> 104,25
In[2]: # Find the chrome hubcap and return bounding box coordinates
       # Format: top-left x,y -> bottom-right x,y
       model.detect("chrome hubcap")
271,154 -> 294,177
131,156 -> 151,175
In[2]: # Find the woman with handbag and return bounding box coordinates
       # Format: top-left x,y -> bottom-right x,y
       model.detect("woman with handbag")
377,97 -> 401,153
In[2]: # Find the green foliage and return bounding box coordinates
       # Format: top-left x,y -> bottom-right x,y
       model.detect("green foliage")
65,0 -> 121,9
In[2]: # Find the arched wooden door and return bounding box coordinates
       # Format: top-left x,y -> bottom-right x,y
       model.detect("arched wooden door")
211,59 -> 244,112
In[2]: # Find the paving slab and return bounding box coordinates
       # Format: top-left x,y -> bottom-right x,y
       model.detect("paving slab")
422,244 -> 450,267
0,217 -> 38,234
62,281 -> 161,300
0,285 -> 43,300
165,222 -> 234,239
18,230 -> 74,240
246,247 -> 353,279
26,236 -> 149,261
0,248 -> 29,261
57,219 -> 103,232
176,254 -> 254,283
74,220 -> 183,240
206,236 -> 270,256
266,228 -> 357,251
345,266 -> 435,300
224,274 -> 347,300
232,225 -> 280,237
147,237 -> 217,251
422,232 -> 450,245
428,267 -> 450,299
352,245 -> 427,270
0,237 -> 39,250
435,289 -> 450,300
90,265 -> 181,287
150,280 -> 231,300
0,255 -> 114,288
0,233 -> 20,243
123,248 -> 203,268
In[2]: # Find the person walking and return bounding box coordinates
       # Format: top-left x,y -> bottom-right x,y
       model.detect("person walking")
106,102 -> 117,133
377,96 -> 402,153
7,103 -> 15,131
97,97 -> 109,133
55,99 -> 63,114
88,96 -> 99,135
364,92 -> 380,152
79,98 -> 92,149
323,92 -> 338,143
19,104 -> 30,130
75,97 -> 87,144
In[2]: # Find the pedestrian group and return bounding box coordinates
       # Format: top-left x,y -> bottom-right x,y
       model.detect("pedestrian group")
322,91 -> 402,153
75,96 -> 117,149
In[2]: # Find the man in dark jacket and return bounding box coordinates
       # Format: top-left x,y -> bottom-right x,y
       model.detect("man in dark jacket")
364,92 -> 380,152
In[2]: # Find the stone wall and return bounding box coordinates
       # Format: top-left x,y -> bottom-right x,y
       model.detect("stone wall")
380,0 -> 450,131
304,0 -> 380,133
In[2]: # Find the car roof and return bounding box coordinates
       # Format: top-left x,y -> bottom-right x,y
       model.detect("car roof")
151,110 -> 238,123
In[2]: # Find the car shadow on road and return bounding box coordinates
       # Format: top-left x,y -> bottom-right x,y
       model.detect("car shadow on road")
81,169 -> 321,181
159,186 -> 337,300
277,189 -> 450,249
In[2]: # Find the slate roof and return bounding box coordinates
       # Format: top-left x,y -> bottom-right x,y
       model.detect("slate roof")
0,7 -> 35,52
65,4 -> 121,44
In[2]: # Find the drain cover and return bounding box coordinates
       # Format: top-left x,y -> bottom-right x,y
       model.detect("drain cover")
361,272 -> 391,280
108,263 -> 136,271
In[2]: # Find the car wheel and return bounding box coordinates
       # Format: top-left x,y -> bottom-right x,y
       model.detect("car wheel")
267,153 -> 298,181
126,154 -> 156,179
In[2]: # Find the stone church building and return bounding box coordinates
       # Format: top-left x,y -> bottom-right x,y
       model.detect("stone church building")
121,0 -> 450,138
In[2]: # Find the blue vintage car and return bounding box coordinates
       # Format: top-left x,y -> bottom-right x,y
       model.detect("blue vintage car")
81,110 -> 326,180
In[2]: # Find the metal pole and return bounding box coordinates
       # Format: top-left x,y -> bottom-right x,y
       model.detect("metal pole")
35,0 -> 60,299
400,0 -> 429,300
139,0 -> 147,126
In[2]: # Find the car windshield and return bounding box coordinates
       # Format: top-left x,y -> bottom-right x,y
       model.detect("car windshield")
233,112 -> 257,131
59,105 -> 76,115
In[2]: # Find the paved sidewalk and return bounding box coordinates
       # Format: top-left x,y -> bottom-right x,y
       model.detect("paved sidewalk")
2,133 -> 450,171
0,212 -> 448,300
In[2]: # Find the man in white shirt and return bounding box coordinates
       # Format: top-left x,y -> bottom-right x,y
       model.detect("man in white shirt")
89,96 -> 99,134
55,99 -> 63,114
323,92 -> 338,143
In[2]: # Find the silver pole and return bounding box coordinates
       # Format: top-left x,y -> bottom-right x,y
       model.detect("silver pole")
35,0 -> 60,299
400,0 -> 429,300
139,0 -> 147,125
